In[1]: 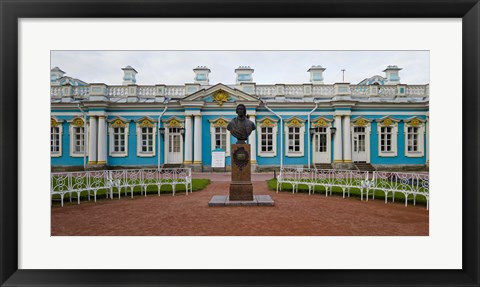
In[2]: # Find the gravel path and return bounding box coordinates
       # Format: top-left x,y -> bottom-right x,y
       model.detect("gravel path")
51,174 -> 428,236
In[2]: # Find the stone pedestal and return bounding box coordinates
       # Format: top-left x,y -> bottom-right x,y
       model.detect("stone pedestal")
229,144 -> 253,201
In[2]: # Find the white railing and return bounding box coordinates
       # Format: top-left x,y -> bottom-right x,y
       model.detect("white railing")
137,86 -> 156,97
378,86 -> 397,97
73,86 -> 90,97
406,85 -> 428,97
51,83 -> 429,100
276,168 -> 429,209
50,87 -> 65,98
284,85 -> 303,97
255,85 -> 276,97
51,168 -> 192,207
350,85 -> 369,96
164,86 -> 186,97
312,85 -> 335,96
107,86 -> 129,97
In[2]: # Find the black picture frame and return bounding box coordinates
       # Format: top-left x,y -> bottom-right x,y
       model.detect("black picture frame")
1,0 -> 479,286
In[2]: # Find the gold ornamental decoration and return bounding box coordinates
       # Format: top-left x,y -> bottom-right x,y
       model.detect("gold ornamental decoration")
111,119 -> 126,128
214,118 -> 228,127
409,118 -> 420,127
72,118 -> 84,127
315,119 -> 328,127
212,90 -> 230,106
355,118 -> 367,127
169,119 -> 180,127
51,118 -> 60,127
139,119 -> 154,128
287,118 -> 303,127
261,118 -> 275,128
382,118 -> 393,127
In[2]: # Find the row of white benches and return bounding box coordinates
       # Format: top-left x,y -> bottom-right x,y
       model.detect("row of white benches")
276,168 -> 429,209
51,168 -> 192,207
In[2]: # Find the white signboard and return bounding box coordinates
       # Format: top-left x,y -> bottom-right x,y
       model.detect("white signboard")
211,151 -> 226,168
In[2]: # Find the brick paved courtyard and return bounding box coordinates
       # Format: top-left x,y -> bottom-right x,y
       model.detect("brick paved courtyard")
51,173 -> 428,236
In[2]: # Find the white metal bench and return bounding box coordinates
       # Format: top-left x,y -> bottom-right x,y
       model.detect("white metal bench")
276,167 -> 302,193
368,171 -> 430,209
51,168 -> 193,206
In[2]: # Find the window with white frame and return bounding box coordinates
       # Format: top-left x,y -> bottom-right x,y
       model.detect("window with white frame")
376,117 -> 398,157
136,118 -> 156,157
257,117 -> 278,157
261,127 -> 274,152
210,118 -> 231,155
51,126 -> 60,153
379,126 -> 393,152
69,124 -> 86,158
50,118 -> 64,157
407,127 -> 419,152
288,127 -> 301,152
113,127 -> 126,152
404,118 -> 425,157
73,126 -> 85,154
285,117 -> 305,157
141,127 -> 154,153
215,127 -> 227,150
109,118 -> 129,157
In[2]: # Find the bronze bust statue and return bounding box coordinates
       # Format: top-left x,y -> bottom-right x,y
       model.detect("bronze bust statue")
227,104 -> 256,144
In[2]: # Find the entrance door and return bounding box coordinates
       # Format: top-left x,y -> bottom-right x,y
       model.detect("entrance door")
166,128 -> 183,164
352,126 -> 367,162
312,127 -> 330,163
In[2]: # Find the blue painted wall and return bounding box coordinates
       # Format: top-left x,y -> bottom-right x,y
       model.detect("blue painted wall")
51,108 -> 427,167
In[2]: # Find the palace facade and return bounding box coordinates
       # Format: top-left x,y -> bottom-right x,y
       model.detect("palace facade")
50,65 -> 429,171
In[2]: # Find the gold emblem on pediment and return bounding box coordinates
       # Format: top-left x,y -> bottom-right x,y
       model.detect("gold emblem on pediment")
355,118 -> 367,127
381,118 -> 393,127
261,118 -> 275,128
112,119 -> 126,128
139,119 -> 154,128
72,118 -> 84,127
287,118 -> 303,127
214,118 -> 228,127
212,90 -> 230,106
51,118 -> 60,127
409,118 -> 420,127
315,119 -> 328,127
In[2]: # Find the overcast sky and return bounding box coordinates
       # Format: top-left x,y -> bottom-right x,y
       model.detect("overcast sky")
51,51 -> 429,85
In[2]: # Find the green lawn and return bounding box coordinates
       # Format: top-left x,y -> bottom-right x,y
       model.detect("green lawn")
267,178 -> 428,205
52,178 -> 210,203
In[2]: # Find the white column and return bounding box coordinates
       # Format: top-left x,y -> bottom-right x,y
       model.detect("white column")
426,116 -> 429,165
88,116 -> 97,164
97,116 -> 107,165
248,115 -> 257,164
193,115 -> 202,164
342,115 -> 352,163
184,115 -> 193,164
333,115 -> 343,163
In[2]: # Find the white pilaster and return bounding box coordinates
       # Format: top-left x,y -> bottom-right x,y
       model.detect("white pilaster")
97,116 -> 107,165
193,115 -> 202,164
88,116 -> 97,164
333,115 -> 343,163
248,115 -> 257,164
184,115 -> 193,164
342,115 -> 352,163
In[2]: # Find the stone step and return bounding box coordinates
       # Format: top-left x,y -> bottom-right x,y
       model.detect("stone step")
354,162 -> 376,171
314,163 -> 333,170
162,164 -> 183,169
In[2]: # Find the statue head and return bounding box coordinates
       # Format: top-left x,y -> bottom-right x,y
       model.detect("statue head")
236,104 -> 247,119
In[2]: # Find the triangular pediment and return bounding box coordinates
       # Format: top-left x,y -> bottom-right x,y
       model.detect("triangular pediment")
181,83 -> 260,104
